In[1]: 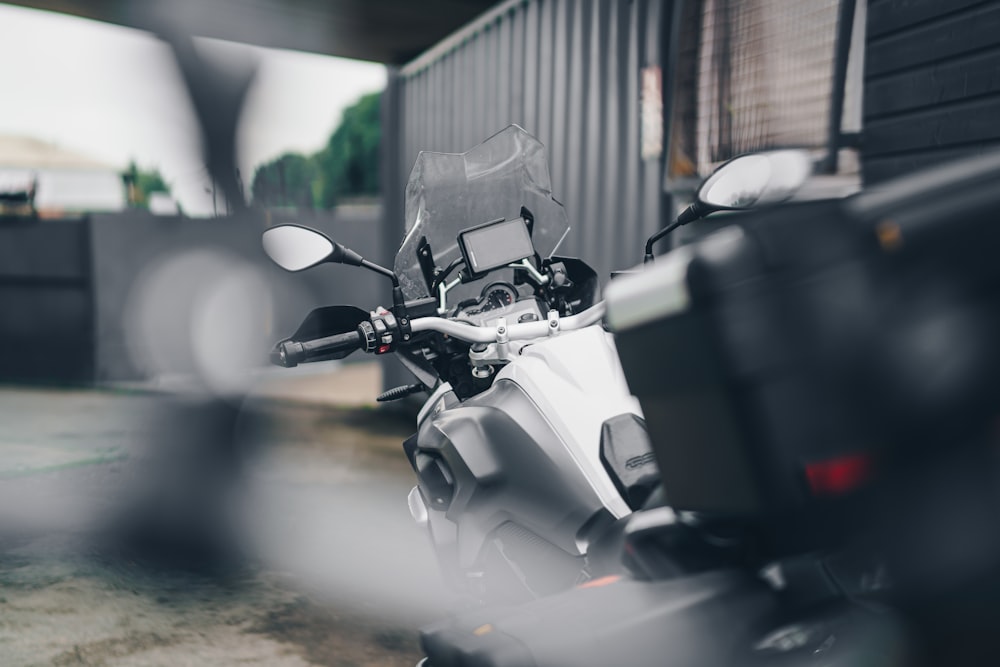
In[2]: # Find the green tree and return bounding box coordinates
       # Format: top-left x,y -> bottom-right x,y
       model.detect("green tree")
249,152 -> 320,209
315,91 -> 381,207
123,161 -> 171,208
249,90 -> 381,210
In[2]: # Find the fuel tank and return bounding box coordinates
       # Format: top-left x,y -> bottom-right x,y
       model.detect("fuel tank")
409,325 -> 648,600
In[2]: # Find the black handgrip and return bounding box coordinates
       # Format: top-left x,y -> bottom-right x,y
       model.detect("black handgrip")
272,330 -> 362,368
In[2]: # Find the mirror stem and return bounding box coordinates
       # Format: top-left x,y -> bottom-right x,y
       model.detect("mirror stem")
643,222 -> 681,263
643,203 -> 706,263
358,258 -> 408,319
336,244 -> 365,267
676,202 -> 705,226
391,286 -> 407,320
361,259 -> 400,288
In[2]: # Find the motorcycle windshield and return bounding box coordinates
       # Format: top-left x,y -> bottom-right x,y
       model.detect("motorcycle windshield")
395,125 -> 570,302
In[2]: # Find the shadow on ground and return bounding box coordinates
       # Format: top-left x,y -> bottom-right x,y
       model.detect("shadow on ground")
0,387 -> 449,666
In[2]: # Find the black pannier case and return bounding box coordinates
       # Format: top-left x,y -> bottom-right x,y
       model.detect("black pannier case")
606,160 -> 1000,552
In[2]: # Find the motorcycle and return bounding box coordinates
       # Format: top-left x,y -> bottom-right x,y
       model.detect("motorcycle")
418,144 -> 1000,665
261,125 -> 811,604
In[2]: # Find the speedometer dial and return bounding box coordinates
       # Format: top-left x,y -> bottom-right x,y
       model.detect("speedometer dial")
482,283 -> 516,311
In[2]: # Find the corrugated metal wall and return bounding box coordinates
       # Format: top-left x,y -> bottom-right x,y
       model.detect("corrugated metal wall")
389,0 -> 667,281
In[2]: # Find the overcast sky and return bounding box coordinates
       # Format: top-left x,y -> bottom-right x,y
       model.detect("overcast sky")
0,3 -> 386,215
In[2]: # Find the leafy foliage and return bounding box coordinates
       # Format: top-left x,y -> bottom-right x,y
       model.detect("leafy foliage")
123,161 -> 171,208
249,152 -> 320,209
250,91 -> 381,210
315,91 -> 381,206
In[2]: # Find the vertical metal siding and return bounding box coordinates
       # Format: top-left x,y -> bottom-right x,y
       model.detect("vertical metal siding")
619,0 -> 642,258
523,1 -> 541,133
598,0 -> 622,266
394,0 -> 667,281
640,0 -> 664,246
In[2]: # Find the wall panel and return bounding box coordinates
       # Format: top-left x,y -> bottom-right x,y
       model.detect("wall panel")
0,218 -> 93,383
863,0 -> 1000,184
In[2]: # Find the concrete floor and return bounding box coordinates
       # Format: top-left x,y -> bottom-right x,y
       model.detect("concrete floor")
0,383 -> 452,666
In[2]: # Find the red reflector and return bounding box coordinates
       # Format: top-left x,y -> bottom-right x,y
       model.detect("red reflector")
377,344 -> 391,354
805,454 -> 872,496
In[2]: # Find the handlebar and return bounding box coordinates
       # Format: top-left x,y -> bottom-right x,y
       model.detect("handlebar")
272,330 -> 362,367
409,301 -> 606,342
273,301 -> 606,368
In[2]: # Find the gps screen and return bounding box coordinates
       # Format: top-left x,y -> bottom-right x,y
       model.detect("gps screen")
459,217 -> 534,277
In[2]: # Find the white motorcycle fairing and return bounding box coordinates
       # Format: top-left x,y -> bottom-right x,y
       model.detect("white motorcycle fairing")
498,325 -> 641,519
407,324 -> 655,601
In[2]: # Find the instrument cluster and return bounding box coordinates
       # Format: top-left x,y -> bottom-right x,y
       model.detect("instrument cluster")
456,282 -> 543,326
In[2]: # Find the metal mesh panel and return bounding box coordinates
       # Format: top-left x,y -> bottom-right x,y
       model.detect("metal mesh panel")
696,0 -> 841,172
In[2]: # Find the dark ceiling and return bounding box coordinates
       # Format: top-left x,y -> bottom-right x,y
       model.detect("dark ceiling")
2,0 -> 501,64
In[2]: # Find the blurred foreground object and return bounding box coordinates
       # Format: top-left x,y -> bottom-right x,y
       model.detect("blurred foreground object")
110,395 -> 248,567
608,146 -> 1000,665
608,147 -> 1000,550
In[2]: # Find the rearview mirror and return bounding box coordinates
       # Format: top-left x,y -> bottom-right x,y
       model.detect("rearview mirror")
757,150 -> 813,204
697,154 -> 771,209
262,224 -> 335,272
643,149 -> 812,263
698,150 -> 812,211
697,150 -> 812,211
